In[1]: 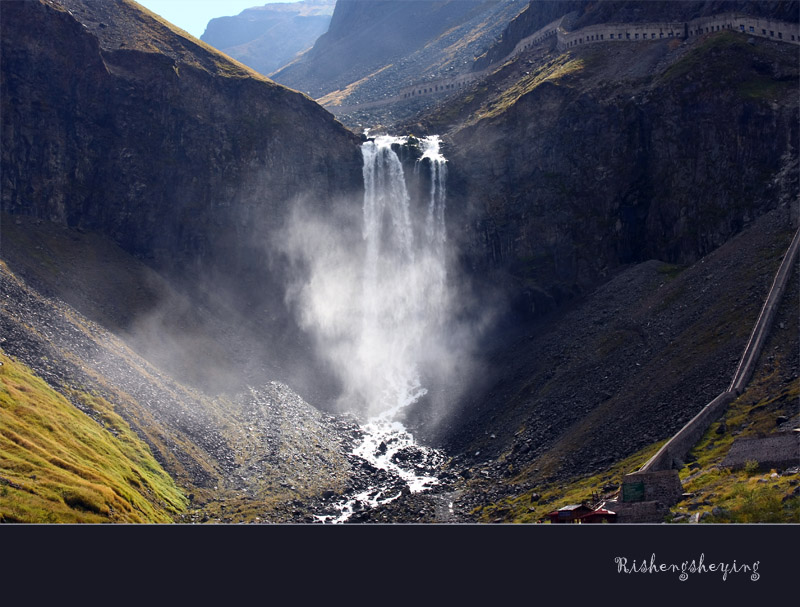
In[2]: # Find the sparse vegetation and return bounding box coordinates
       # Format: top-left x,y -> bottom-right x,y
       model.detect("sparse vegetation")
668,328 -> 799,523
473,441 -> 665,523
657,263 -> 685,281
473,55 -> 585,123
672,467 -> 799,523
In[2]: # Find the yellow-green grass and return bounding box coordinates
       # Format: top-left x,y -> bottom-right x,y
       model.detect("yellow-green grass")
474,440 -> 665,523
473,54 -> 585,124
0,352 -> 187,523
317,65 -> 393,107
681,381 -> 798,478
672,467 -> 799,523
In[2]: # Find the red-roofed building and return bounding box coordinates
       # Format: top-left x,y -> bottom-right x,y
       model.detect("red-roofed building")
546,504 -> 593,523
546,503 -> 617,524
577,507 -> 617,524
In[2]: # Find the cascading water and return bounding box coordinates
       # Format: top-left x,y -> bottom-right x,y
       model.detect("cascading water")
314,135 -> 450,523
358,135 -> 448,417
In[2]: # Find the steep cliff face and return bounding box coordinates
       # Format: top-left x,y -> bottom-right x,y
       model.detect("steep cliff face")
417,31 -> 798,317
0,0 -> 368,522
1,0 -> 363,400
200,0 -> 334,76
2,0 -> 361,272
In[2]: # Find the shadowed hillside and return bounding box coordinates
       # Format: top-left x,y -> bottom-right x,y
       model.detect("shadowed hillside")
271,0 -> 526,113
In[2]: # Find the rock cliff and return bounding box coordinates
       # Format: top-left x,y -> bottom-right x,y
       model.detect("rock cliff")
395,23 -> 799,505
415,30 -> 798,318
1,0 -> 364,401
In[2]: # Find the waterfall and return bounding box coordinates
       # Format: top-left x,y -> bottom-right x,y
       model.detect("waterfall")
306,134 -> 451,522
358,135 -> 448,419
421,135 -> 447,255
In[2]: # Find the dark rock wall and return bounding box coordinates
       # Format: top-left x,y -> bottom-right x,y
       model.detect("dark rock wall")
1,0 -> 363,402
422,207 -> 797,484
2,0 -> 362,278
447,35 -> 798,317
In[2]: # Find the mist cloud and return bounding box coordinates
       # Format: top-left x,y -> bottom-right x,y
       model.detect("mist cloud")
278,136 -> 489,422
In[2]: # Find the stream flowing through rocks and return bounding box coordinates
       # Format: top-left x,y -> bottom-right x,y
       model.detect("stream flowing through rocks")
314,414 -> 446,523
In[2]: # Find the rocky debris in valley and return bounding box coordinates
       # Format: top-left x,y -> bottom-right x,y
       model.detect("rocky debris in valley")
0,259 -> 369,521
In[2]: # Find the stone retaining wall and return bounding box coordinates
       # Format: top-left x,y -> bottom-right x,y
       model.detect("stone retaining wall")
606,499 -> 670,523
722,433 -> 800,471
558,21 -> 686,50
730,227 -> 800,395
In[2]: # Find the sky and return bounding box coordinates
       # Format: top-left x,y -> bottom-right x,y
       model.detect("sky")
136,0 -> 301,39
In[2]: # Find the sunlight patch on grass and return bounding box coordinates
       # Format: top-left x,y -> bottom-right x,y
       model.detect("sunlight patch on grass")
317,65 -> 393,107
473,55 -> 584,123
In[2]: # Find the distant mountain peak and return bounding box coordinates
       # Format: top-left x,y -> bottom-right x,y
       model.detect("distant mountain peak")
200,0 -> 335,75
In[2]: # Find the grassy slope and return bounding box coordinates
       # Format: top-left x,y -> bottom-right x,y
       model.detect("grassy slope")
0,351 -> 187,523
1,2 -> 357,523
671,379 -> 799,523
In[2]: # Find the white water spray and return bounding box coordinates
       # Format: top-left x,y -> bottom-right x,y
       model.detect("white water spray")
357,134 -> 449,419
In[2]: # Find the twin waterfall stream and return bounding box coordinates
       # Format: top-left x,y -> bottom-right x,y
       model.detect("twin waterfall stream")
315,135 -> 451,523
